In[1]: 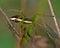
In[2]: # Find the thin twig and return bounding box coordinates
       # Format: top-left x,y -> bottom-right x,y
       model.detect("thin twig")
0,8 -> 20,40
48,0 -> 60,37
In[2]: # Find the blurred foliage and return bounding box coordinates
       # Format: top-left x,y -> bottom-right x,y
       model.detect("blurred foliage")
0,0 -> 60,48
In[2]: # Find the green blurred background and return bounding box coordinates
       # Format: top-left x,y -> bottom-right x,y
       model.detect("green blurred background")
0,0 -> 60,48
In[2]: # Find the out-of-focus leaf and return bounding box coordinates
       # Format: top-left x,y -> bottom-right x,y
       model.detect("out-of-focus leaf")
25,0 -> 48,42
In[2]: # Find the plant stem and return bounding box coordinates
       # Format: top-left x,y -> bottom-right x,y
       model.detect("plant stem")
48,0 -> 60,37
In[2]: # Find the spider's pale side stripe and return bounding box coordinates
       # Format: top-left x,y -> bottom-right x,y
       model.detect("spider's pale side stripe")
10,18 -> 32,24
16,19 -> 22,22
24,21 -> 32,24
10,18 -> 22,21
10,18 -> 16,20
